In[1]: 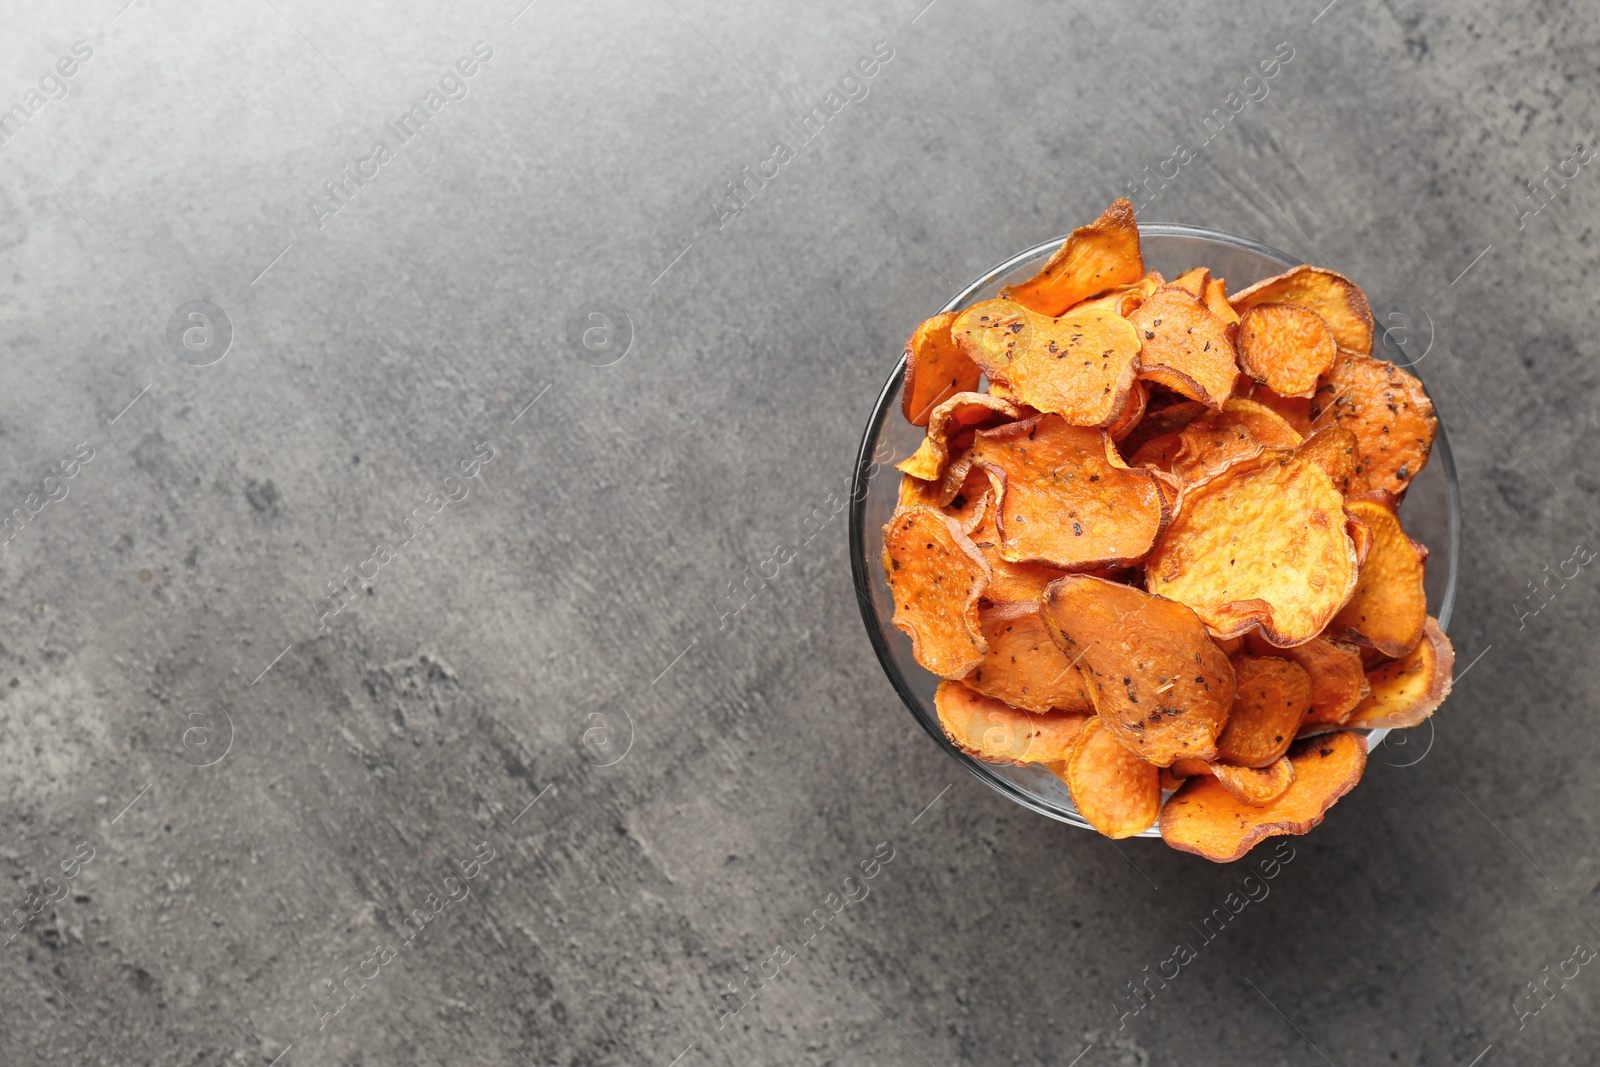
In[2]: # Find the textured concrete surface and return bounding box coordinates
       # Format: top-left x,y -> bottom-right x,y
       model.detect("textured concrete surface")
0,1 -> 1597,1064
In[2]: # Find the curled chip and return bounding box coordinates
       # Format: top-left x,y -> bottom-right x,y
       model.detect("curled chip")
1235,304 -> 1337,398
1129,286 -> 1240,410
1346,617 -> 1454,729
1069,273 -> 1160,318
1172,266 -> 1211,297
898,472 -> 941,511
1129,430 -> 1184,472
1107,381 -> 1149,441
1240,381 -> 1313,436
1170,398 -> 1303,483
1229,265 -> 1374,354
1041,574 -> 1234,766
902,312 -> 981,427
1145,448 -> 1359,646
1296,425 -> 1361,496
964,604 -> 1093,713
1248,633 -> 1369,727
1311,349 -> 1437,495
1215,656 -> 1312,767
972,415 -> 1168,570
882,506 -> 991,678
1205,758 -> 1296,807
953,301 -> 1141,427
1003,198 -> 1145,316
1330,497 -> 1428,657
1160,731 -> 1367,862
896,392 -> 1024,482
966,507 -> 1067,606
935,680 -> 1089,764
1203,276 -> 1240,327
1059,716 -> 1161,838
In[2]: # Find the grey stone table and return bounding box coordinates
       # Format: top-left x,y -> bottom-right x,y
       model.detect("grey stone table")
1,1 -> 1596,1064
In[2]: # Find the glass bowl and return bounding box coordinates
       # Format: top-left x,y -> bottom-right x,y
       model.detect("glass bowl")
848,223 -> 1461,837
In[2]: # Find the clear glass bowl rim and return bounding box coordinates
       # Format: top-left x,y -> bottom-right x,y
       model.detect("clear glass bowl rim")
847,222 -> 1462,834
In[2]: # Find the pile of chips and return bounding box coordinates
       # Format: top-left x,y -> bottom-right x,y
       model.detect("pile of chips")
883,200 -> 1454,861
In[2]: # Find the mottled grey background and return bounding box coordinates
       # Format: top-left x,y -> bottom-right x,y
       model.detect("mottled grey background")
0,1 -> 1595,1065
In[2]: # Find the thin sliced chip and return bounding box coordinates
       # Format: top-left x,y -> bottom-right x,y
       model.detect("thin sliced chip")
1209,758 -> 1295,807
972,416 -> 1168,570
1203,276 -> 1240,327
1346,617 -> 1454,729
1145,448 -> 1360,646
966,506 -> 1067,606
1229,265 -> 1374,354
1248,633 -> 1369,726
934,681 -> 1089,764
1129,286 -> 1240,410
1170,398 -> 1303,483
1107,381 -> 1148,441
1061,717 -> 1161,838
1240,381 -> 1313,435
964,604 -> 1094,712
1213,635 -> 1245,656
941,474 -> 990,535
902,312 -> 981,427
1003,199 -> 1145,315
1129,430 -> 1184,472
1169,757 -> 1213,778
1040,574 -> 1234,766
898,473 -> 941,510
1235,303 -> 1337,399
1330,497 -> 1427,656
882,506 -> 991,677
1159,731 -> 1367,861
1173,266 -> 1210,297
1296,425 -> 1361,496
896,392 -> 1023,482
1215,656 -> 1312,767
1311,349 -> 1437,495
953,301 -> 1141,427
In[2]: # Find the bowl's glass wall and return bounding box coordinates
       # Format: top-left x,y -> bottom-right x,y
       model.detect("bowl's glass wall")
849,224 -> 1461,835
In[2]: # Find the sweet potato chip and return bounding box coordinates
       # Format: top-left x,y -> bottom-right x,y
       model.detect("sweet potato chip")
1215,656 -> 1312,767
1229,266 -> 1374,355
1240,381 -> 1312,435
1061,716 -> 1161,839
934,681 -> 1090,764
1159,731 -> 1367,861
1129,431 -> 1184,472
964,604 -> 1093,712
1107,381 -> 1148,441
1248,633 -> 1369,726
1003,199 -> 1145,316
1069,273 -> 1159,318
1209,758 -> 1295,807
1203,276 -> 1240,327
1170,398 -> 1303,483
1311,349 -> 1437,495
1120,398 -> 1207,457
1173,266 -> 1211,297
898,473 -> 940,510
1346,617 -> 1454,729
1145,448 -> 1359,646
1235,303 -> 1337,399
971,416 -> 1168,570
1040,574 -> 1234,766
966,507 -> 1067,607
882,506 -> 991,677
1129,286 -> 1240,410
953,301 -> 1141,427
896,392 -> 1024,482
1330,498 -> 1427,657
1296,426 -> 1361,496
902,312 -> 981,427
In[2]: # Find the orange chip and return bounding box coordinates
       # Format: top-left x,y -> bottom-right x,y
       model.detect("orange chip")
1240,380 -> 1313,436
1329,497 -> 1427,657
1159,731 -> 1367,861
1003,199 -> 1145,316
964,603 -> 1093,712
971,416 -> 1168,570
1215,656 -> 1312,767
1129,430 -> 1184,472
1296,425 -> 1361,496
1235,304 -> 1337,399
1129,286 -> 1240,410
1169,757 -> 1212,778
896,392 -> 1024,482
1040,574 -> 1234,767
1119,398 -> 1208,458
1145,448 -> 1360,646
1346,617 -> 1454,729
1311,349 -> 1437,495
902,312 -> 981,427
1059,716 -> 1161,838
934,680 -> 1090,764
939,472 -> 990,536
1107,380 -> 1148,441
1209,758 -> 1295,806
1170,398 -> 1303,483
882,506 -> 991,677
965,507 -> 1066,606
898,473 -> 941,510
1248,632 -> 1369,727
1203,276 -> 1240,327
953,301 -> 1141,427
1172,266 -> 1210,297
1229,265 -> 1374,354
